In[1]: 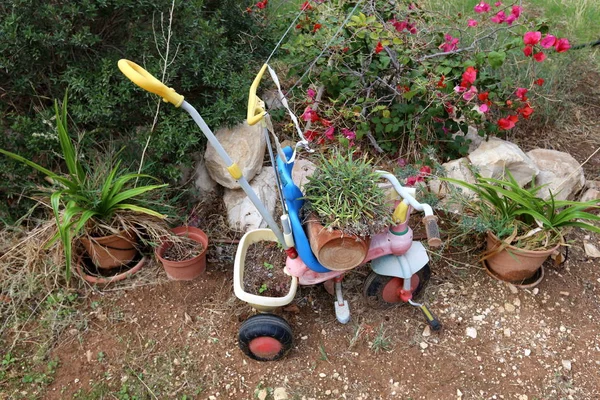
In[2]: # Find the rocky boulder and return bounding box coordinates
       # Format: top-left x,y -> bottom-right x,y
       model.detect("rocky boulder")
526,149 -> 585,201
429,157 -> 477,199
291,159 -> 317,193
468,137 -> 538,187
223,168 -> 277,232
205,122 -> 266,189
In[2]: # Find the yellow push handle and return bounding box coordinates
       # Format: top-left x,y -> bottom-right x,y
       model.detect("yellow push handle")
118,59 -> 184,107
247,64 -> 268,126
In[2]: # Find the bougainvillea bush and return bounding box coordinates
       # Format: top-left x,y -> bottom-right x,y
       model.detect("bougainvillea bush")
274,0 -> 570,160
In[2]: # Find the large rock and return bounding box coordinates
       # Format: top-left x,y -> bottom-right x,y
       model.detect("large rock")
429,157 -> 477,199
527,149 -> 585,201
223,168 -> 277,232
468,137 -> 538,187
580,188 -> 600,205
291,159 -> 317,193
205,122 -> 266,189
193,154 -> 217,196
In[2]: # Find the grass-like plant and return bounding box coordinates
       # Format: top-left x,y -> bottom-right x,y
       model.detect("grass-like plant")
302,151 -> 392,237
443,172 -> 600,249
0,94 -> 167,280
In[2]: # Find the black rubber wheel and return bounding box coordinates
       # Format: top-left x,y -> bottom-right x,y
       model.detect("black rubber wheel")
238,313 -> 293,361
363,264 -> 431,308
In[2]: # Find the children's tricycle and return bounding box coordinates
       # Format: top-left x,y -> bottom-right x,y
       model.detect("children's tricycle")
118,60 -> 442,362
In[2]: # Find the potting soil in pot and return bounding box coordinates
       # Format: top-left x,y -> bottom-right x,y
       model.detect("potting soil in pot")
243,241 -> 291,297
162,236 -> 204,261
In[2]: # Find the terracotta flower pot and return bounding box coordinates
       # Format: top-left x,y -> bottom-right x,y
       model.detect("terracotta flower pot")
80,230 -> 138,270
484,231 -> 559,283
75,254 -> 147,285
155,226 -> 209,280
305,214 -> 370,271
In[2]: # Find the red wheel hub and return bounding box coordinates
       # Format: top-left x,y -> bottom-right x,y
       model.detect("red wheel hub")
381,275 -> 420,303
248,336 -> 282,359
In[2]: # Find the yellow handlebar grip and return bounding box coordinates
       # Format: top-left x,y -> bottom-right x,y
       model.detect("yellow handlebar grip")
247,64 -> 268,126
118,59 -> 184,107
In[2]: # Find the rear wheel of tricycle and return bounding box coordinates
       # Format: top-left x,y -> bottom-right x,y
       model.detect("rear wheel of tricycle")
363,264 -> 430,308
238,314 -> 293,361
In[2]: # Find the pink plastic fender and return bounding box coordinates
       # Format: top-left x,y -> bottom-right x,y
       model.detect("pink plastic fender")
364,225 -> 413,263
285,256 -> 343,285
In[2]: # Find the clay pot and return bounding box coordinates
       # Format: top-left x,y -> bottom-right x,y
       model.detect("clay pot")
75,254 -> 147,285
155,226 -> 209,280
305,215 -> 370,271
484,231 -> 559,283
80,230 -> 137,270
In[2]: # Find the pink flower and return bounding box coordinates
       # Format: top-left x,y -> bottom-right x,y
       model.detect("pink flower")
419,166 -> 432,176
301,106 -> 319,122
454,85 -> 467,93
491,11 -> 506,24
324,126 -> 335,140
397,158 -> 407,167
467,19 -> 478,27
533,52 -> 546,62
511,5 -> 522,18
478,103 -> 489,113
306,88 -> 316,100
494,1 -> 502,6
505,14 -> 517,25
474,2 -> 491,13
439,34 -> 459,52
391,19 -> 407,32
540,34 -> 557,49
342,128 -> 356,140
405,176 -> 424,186
555,38 -> 570,53
463,86 -> 478,101
523,45 -> 533,57
515,87 -> 528,101
523,31 -> 542,45
461,66 -> 477,86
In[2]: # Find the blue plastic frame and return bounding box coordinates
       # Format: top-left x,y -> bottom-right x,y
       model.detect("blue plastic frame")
277,147 -> 331,273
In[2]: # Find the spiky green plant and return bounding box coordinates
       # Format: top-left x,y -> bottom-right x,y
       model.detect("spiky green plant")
0,94 -> 167,280
443,172 -> 600,249
302,151 -> 392,237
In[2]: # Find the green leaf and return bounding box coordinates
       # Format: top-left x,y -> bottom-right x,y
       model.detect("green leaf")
487,51 -> 506,69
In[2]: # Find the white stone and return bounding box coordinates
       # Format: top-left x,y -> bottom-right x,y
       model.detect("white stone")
429,157 -> 477,199
419,341 -> 429,349
580,188 -> 600,204
527,149 -> 585,200
292,159 -> 317,193
223,168 -> 277,232
466,125 -> 483,153
507,283 -> 518,294
524,349 -> 531,356
205,121 -> 266,189
193,154 -> 218,196
504,303 -> 516,313
422,325 -> 431,337
586,180 -> 600,190
257,389 -> 268,400
583,241 -> 600,258
562,360 -> 572,371
466,327 -> 478,339
274,387 -> 289,400
468,137 -> 539,187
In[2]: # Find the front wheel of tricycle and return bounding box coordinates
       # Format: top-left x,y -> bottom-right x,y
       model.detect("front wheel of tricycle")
238,314 -> 293,361
363,264 -> 431,308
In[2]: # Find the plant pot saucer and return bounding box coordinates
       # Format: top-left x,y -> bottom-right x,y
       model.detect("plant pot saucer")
483,260 -> 544,289
76,253 -> 147,284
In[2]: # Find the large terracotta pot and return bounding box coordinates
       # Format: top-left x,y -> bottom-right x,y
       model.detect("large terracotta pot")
305,214 -> 370,271
75,254 -> 147,285
484,231 -> 559,283
80,230 -> 137,270
155,226 -> 209,280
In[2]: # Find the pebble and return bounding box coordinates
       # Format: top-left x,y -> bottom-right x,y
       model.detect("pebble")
503,328 -> 511,337
524,349 -> 531,356
274,387 -> 289,400
533,288 -> 539,295
301,336 -> 308,340
257,389 -> 267,400
504,303 -> 516,312
466,327 -> 478,339
562,360 -> 572,371
560,291 -> 570,296
513,298 -> 521,307
422,326 -> 431,337
420,342 -> 429,349
319,373 -> 327,378
507,283 -> 518,294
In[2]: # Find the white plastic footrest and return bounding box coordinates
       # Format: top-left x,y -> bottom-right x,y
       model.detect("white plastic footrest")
335,300 -> 350,324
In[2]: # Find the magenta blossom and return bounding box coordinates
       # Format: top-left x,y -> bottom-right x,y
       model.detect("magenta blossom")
474,2 -> 490,13
467,19 -> 478,27
505,14 -> 517,25
515,87 -> 528,101
523,31 -> 542,45
533,52 -> 546,62
511,5 -> 522,18
491,11 -> 506,23
301,106 -> 319,122
439,34 -> 459,52
477,103 -> 489,113
540,34 -> 557,48
397,158 -> 407,167
454,85 -> 467,93
306,88 -> 316,100
494,1 -> 502,6
342,128 -> 356,140
462,86 -> 478,101
555,38 -> 570,53
324,126 -> 335,140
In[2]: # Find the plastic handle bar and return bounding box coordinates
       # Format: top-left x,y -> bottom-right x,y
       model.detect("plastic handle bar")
118,59 -> 184,107
422,215 -> 442,247
247,64 -> 268,126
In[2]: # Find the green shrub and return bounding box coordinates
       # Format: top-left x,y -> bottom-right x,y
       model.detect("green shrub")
0,0 -> 279,222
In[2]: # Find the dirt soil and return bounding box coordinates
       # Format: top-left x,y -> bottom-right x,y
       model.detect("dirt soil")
163,237 -> 205,262
243,241 -> 291,297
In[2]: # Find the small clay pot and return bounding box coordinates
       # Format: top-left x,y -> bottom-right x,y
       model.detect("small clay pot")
155,226 -> 209,280
80,230 -> 138,270
75,254 -> 147,285
305,214 -> 370,271
484,231 -> 559,283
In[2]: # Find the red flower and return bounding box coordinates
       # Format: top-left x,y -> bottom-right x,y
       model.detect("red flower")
498,116 -> 517,130
517,104 -> 534,119
540,34 -> 557,49
478,92 -> 489,102
533,52 -> 546,62
523,45 -> 533,57
436,75 -> 447,88
300,1 -> 312,11
342,47 -> 349,52
555,38 -> 570,53
534,78 -> 545,86
324,126 -> 335,140
460,66 -> 477,88
304,130 -> 318,141
256,0 -> 268,9
295,24 -> 302,29
246,7 -> 253,13
523,31 -> 542,45
505,100 -> 513,106
313,23 -> 322,32
515,88 -> 528,101
375,42 -> 384,54
301,106 -> 319,122
320,118 -> 332,127
419,166 -> 432,176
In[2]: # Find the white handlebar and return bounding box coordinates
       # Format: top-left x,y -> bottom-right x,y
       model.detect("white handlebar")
376,171 -> 434,217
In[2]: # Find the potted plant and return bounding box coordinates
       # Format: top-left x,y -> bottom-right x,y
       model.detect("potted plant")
302,151 -> 392,270
0,95 -> 168,281
443,172 -> 600,285
155,226 -> 209,280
